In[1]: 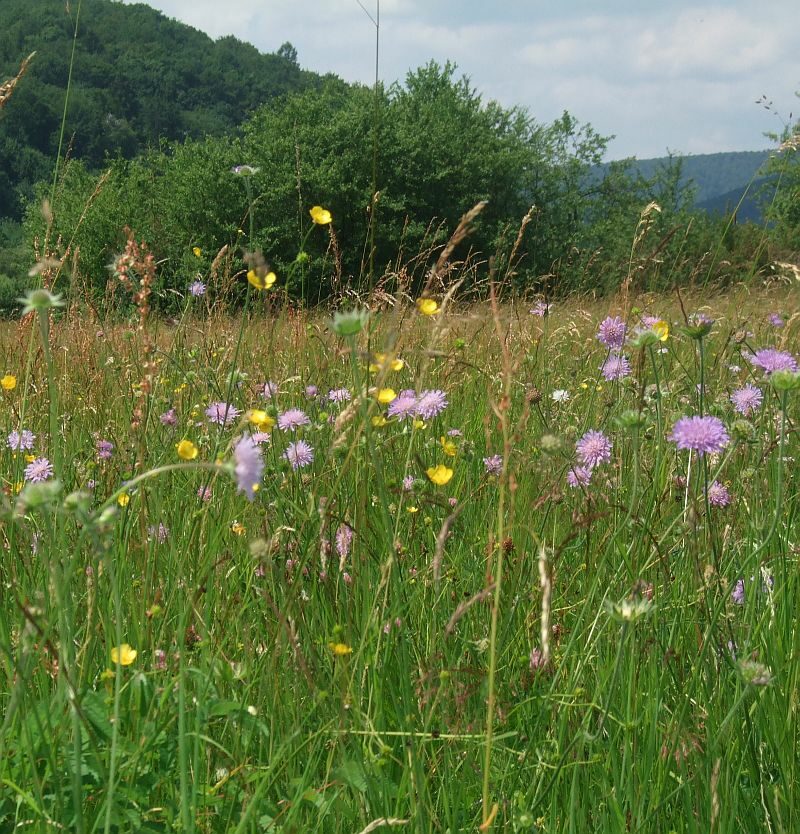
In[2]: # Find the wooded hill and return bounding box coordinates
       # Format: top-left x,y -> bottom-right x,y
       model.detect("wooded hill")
0,0 -> 319,220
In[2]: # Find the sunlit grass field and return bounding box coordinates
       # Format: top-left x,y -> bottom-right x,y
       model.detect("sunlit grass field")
0,266 -> 798,831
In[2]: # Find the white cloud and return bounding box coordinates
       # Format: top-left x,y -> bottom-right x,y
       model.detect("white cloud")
120,1 -> 800,159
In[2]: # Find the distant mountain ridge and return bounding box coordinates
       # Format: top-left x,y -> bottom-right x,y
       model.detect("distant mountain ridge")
599,150 -> 774,222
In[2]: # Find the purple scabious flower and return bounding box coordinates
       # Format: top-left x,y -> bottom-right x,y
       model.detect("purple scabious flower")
335,523 -> 353,559
387,390 -> 418,420
148,522 -> 170,543
707,481 -> 731,507
262,381 -> 279,399
305,385 -> 318,398
234,435 -> 264,500
24,457 -> 53,483
402,475 -> 415,491
206,401 -> 241,426
596,316 -> 626,350
576,430 -> 612,469
768,313 -> 785,328
730,385 -> 763,416
96,439 -> 114,460
669,415 -> 729,455
414,389 -> 448,420
567,466 -> 592,488
731,579 -> 745,605
284,439 -> 314,470
277,408 -> 310,431
189,280 -> 206,297
250,431 -> 272,445
601,354 -> 631,382
327,387 -> 351,404
530,300 -> 551,317
7,429 -> 35,451
159,408 -> 177,427
641,315 -> 661,327
747,348 -> 798,375
483,454 -> 503,475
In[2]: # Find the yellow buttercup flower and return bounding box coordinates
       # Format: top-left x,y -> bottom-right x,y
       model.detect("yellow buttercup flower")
416,298 -> 440,316
24,454 -> 35,464
247,269 -> 277,290
653,320 -> 670,341
440,436 -> 457,457
117,493 -> 130,507
377,388 -> 397,405
412,419 -> 426,430
406,505 -> 419,513
248,410 -> 275,430
110,644 -> 137,666
192,246 -> 202,257
328,641 -> 352,656
231,520 -> 246,536
176,439 -> 199,460
310,205 -> 332,225
370,353 -> 405,373
426,465 -> 454,486
371,415 -> 388,427
1,374 -> 16,391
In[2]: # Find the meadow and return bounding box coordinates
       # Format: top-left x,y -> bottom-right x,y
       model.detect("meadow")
0,208 -> 798,833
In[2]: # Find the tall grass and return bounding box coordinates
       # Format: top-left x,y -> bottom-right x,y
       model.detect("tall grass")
0,252 -> 797,830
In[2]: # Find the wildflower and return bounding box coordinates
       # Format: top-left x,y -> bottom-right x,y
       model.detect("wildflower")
192,246 -> 202,258
305,385 -> 318,398
747,348 -> 798,375
206,401 -> 241,426
426,465 -> 454,486
7,429 -> 35,451
369,353 -> 405,372
335,524 -> 353,559
402,475 -> 415,491
331,308 -> 368,336
110,644 -> 137,666
738,659 -> 772,686
640,315 -> 661,327
24,458 -> 53,483
596,316 -> 626,349
551,389 -> 570,403
231,164 -> 259,176
188,279 -> 206,297
1,374 -> 16,391
601,354 -> 631,381
310,205 -> 332,225
372,415 -> 387,427
416,298 -> 440,316
176,439 -> 199,460
683,312 -> 714,340
566,466 -> 592,488
768,313 -> 785,328
415,389 -> 448,420
153,649 -> 167,671
284,440 -> 314,470
160,408 -> 178,427
96,439 -> 114,460
328,642 -> 352,656
231,520 -> 246,535
18,289 -> 65,315
197,486 -> 212,502
148,522 -> 170,543
387,391 -> 418,420
250,431 -> 272,445
575,430 -> 612,469
117,493 -> 130,507
669,416 -> 729,456
731,578 -> 745,605
277,408 -> 310,431
233,435 -> 264,501
483,454 -> 503,475
529,300 -> 551,317
248,409 -> 275,431
730,385 -> 763,416
246,268 -> 277,290
440,436 -> 457,456
707,481 -> 731,507
262,381 -> 279,398
377,388 -> 396,405
328,387 -> 352,404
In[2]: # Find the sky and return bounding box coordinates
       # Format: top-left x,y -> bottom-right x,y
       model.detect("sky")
122,0 -> 799,160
